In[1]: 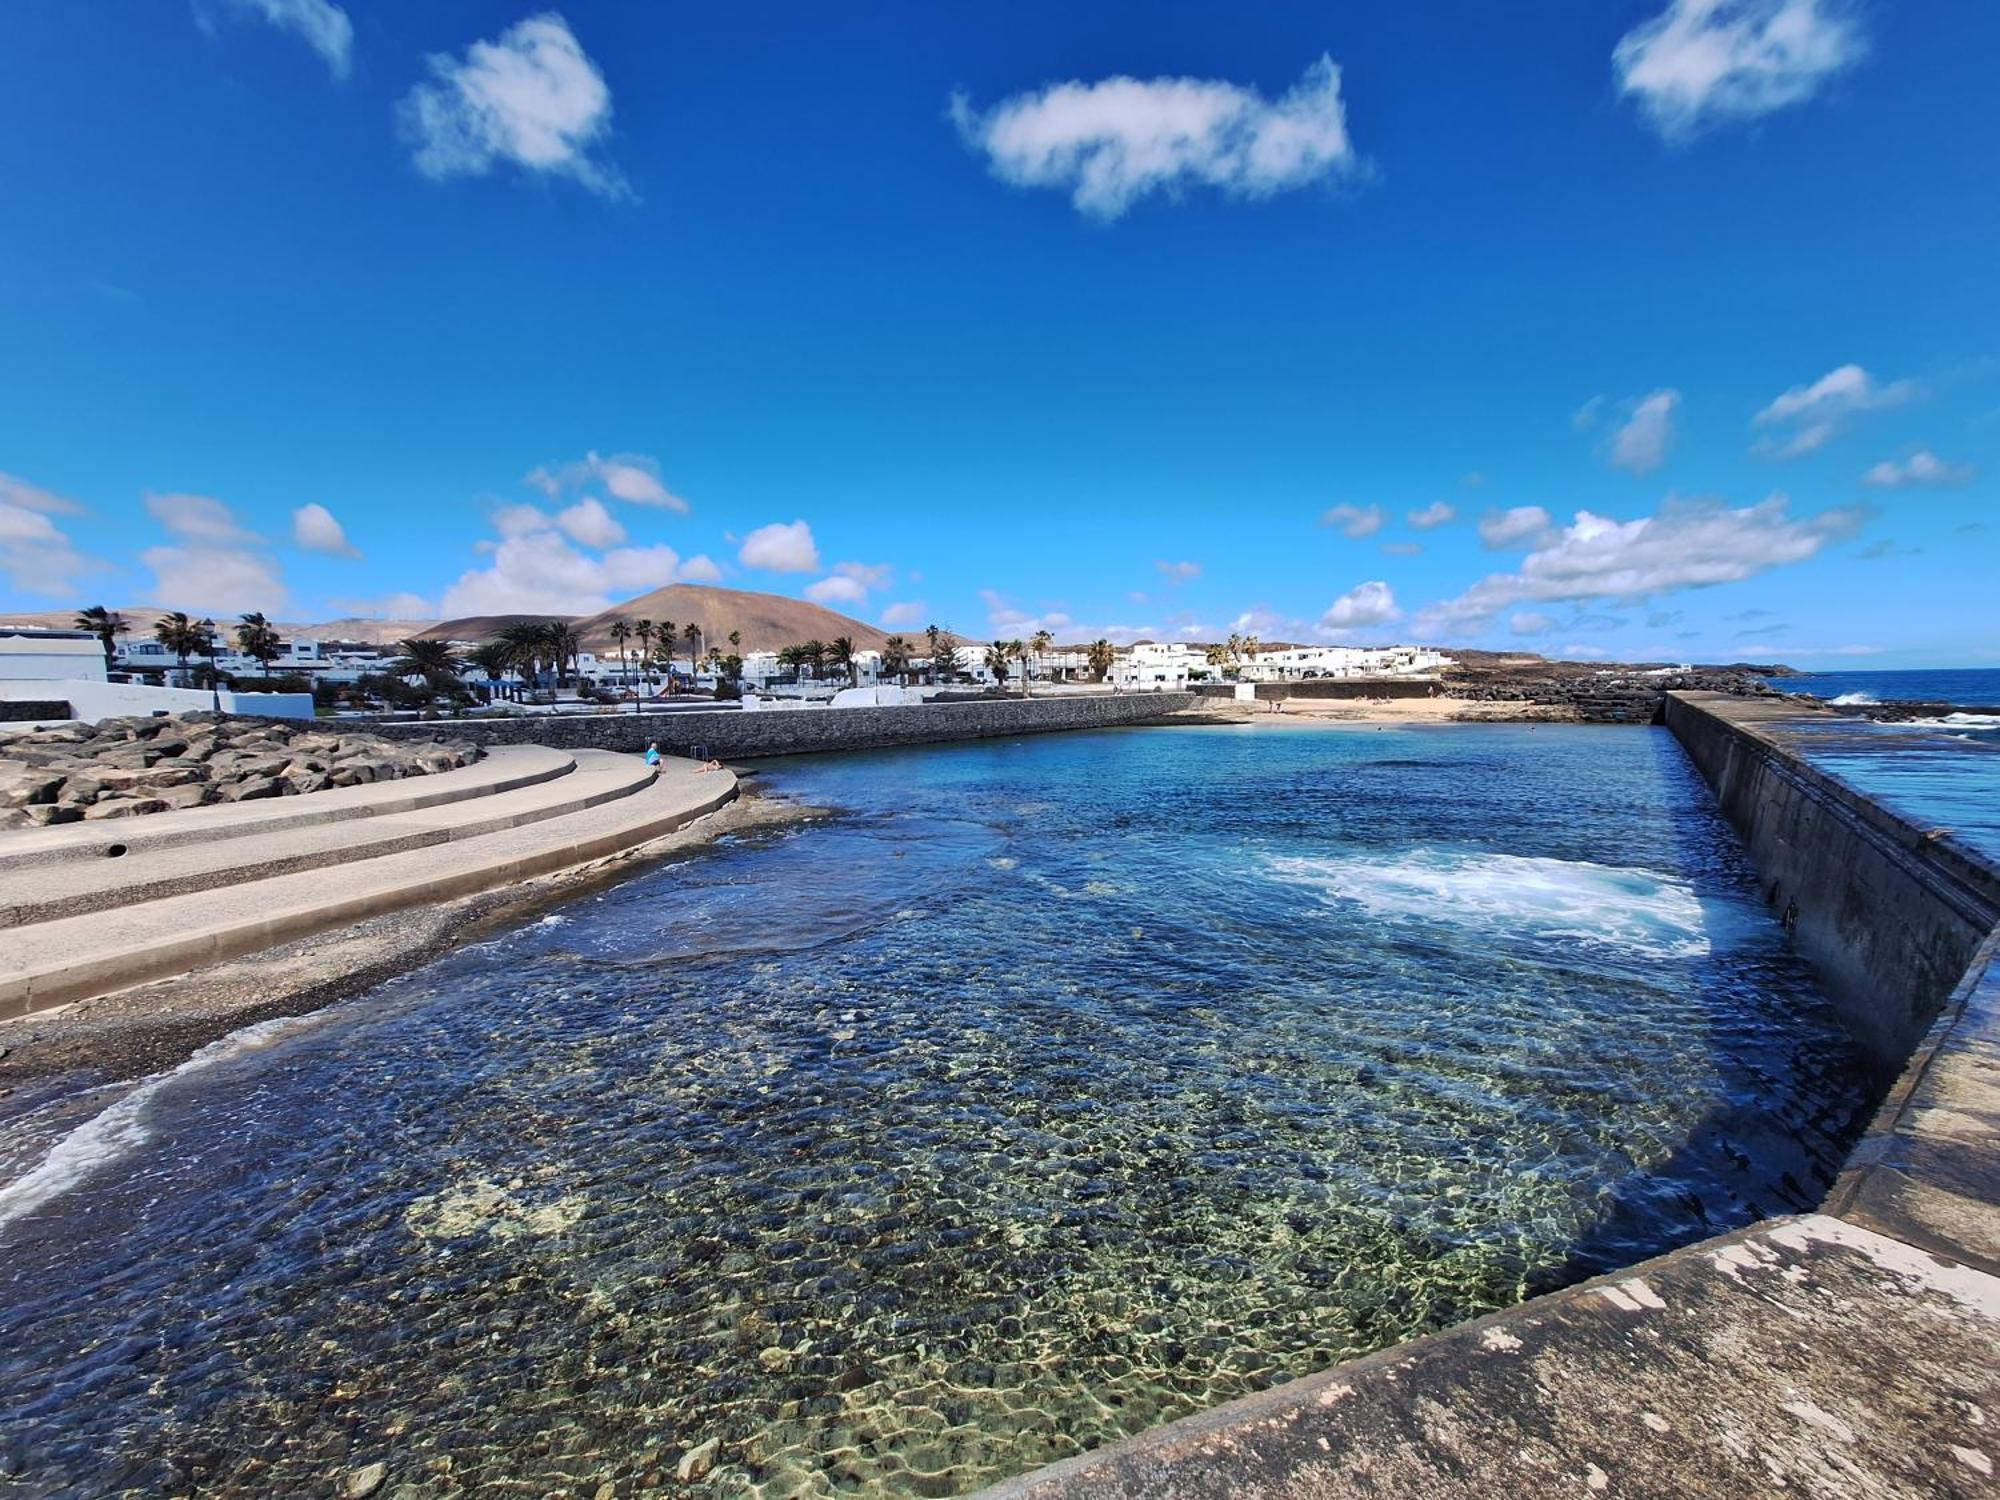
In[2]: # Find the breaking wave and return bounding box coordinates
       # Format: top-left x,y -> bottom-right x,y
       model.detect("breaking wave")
1829,692 -> 1879,706
0,1015 -> 312,1230
1263,849 -> 1752,961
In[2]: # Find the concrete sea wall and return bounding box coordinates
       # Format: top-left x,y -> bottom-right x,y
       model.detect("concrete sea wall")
1664,691 -> 2000,1072
360,691 -> 1198,759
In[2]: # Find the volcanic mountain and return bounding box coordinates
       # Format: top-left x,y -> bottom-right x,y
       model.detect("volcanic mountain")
565,584 -> 893,654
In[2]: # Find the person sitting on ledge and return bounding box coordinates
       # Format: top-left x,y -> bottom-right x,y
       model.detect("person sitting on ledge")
644,741 -> 662,767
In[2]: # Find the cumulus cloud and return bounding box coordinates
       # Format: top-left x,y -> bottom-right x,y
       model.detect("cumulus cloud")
291,502 -> 360,557
1320,503 -> 1384,539
555,497 -> 625,548
146,492 -> 262,543
1613,0 -> 1865,140
979,588 -> 1162,645
833,560 -> 895,591
142,546 -> 288,616
950,54 -> 1361,221
1753,364 -> 1919,458
441,532 -> 691,617
881,601 -> 928,629
1610,389 -> 1681,474
1155,559 -> 1202,584
400,14 -> 626,196
527,450 -> 685,510
738,520 -> 820,573
678,554 -> 723,583
1863,449 -> 1975,489
1318,580 -> 1400,639
216,0 -> 353,78
1418,496 -> 1862,632
1407,501 -> 1456,530
803,575 -> 867,606
1478,505 -> 1553,549
0,478 -> 105,596
328,592 -> 438,620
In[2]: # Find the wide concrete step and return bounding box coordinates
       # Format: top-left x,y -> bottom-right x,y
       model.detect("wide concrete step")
0,761 -> 739,1017
0,750 -> 654,928
0,744 -> 577,870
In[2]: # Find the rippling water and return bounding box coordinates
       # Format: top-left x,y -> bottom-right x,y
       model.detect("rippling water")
0,725 -> 1869,1497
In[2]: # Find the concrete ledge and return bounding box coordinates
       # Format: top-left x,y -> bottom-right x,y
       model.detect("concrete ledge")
0,763 -> 737,1018
977,1215 -> 1998,1500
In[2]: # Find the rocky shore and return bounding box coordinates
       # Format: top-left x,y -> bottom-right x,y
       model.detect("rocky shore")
0,715 -> 480,830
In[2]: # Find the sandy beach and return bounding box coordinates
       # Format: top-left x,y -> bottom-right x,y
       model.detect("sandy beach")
1178,695 -> 1577,725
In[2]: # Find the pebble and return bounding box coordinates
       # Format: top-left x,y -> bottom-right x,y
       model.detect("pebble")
676,1437 -> 720,1483
342,1460 -> 388,1498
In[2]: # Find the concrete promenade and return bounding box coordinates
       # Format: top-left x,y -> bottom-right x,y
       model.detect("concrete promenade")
978,691 -> 2000,1500
0,746 -> 737,1017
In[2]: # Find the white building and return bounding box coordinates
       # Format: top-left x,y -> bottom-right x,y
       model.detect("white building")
0,628 -> 108,683
1108,641 -> 1206,692
1239,645 -> 1453,681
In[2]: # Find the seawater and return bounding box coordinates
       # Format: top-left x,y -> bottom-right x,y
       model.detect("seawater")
1762,666 -> 2000,709
0,725 -> 1870,1497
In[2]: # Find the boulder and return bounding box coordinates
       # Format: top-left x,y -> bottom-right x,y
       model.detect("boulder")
228,776 -> 285,802
83,796 -> 171,820
0,768 -> 67,808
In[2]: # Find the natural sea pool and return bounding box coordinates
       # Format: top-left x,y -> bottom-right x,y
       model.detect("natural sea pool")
0,724 -> 1872,1497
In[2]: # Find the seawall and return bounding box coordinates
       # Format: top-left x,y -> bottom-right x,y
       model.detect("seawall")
357,691 -> 1198,758
975,691 -> 2000,1499
1664,690 -> 2000,1072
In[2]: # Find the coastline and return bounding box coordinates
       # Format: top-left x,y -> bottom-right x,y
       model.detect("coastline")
1175,696 -> 1582,726
0,778 -> 818,1102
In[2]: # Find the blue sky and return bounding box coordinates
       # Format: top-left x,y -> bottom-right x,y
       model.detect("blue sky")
1,1 -> 1994,666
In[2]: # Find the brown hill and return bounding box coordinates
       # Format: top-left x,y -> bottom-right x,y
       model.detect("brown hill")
568,585 -> 892,654
0,606 -> 438,647
417,613 -> 577,643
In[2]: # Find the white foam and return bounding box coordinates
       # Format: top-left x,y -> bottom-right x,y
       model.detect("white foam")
0,1014 -> 312,1230
1829,692 -> 1879,706
1263,849 -> 1749,960
1909,712 -> 2000,729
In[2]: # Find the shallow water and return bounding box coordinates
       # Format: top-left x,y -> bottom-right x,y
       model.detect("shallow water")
0,725 -> 1869,1497
1765,715 -> 2000,866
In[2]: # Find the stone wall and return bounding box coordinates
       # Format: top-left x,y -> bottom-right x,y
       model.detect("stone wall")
1664,690 -> 2000,1072
360,692 -> 1199,759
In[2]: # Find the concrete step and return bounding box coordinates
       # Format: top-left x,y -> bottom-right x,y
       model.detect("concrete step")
0,750 -> 654,928
0,744 -> 577,870
0,761 -> 739,1017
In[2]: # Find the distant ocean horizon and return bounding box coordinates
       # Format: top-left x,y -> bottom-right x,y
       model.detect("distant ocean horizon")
1762,667 -> 2000,708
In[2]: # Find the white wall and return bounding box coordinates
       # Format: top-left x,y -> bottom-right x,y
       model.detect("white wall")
0,678 -> 315,723
0,637 -> 107,682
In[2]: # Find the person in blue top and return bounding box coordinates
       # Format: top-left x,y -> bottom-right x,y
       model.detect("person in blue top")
643,741 -> 661,766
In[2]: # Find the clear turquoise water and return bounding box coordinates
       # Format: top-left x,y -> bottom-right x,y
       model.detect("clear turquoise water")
1767,716 -> 2000,867
0,725 -> 1869,1497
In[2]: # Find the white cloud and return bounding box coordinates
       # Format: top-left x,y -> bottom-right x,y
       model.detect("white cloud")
738,520 -> 820,573
1318,580 -> 1400,640
678,554 -> 723,583
1510,611 -> 1556,636
1407,501 -> 1456,530
1560,643 -> 1612,661
556,497 -> 625,548
1573,396 -> 1606,431
0,491 -> 105,597
0,472 -> 85,517
218,0 -> 353,79
803,575 -> 867,606
1863,449 -> 1975,489
440,530 -> 691,617
291,502 -> 360,557
834,560 -> 895,590
1155,559 -> 1202,584
1478,505 -> 1553,549
527,450 -> 685,510
1613,0 -> 1865,140
881,601 -> 928,629
1753,364 -> 1919,458
979,588 -> 1157,645
492,503 -> 551,538
146,492 -> 262,543
1610,389 -> 1681,474
142,546 -> 287,616
1419,496 -> 1862,632
950,54 -> 1361,221
400,14 -> 626,196
1321,503 -> 1384,539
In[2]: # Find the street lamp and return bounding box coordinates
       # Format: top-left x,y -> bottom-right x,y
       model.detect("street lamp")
198,617 -> 221,713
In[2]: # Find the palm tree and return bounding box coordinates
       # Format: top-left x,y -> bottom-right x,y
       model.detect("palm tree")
235,611 -> 282,673
776,644 -> 806,682
75,605 -> 127,673
800,639 -> 827,679
153,610 -> 206,686
1009,639 -> 1029,696
1226,632 -> 1246,664
727,630 -> 741,655
984,640 -> 1011,685
1087,639 -> 1114,682
882,635 -> 911,681
469,640 -> 514,700
606,618 -> 634,686
195,617 -> 223,708
682,621 -> 702,674
829,635 -> 857,686
541,622 -> 581,688
1244,635 -> 1262,663
498,622 -> 549,689
392,637 -> 463,699
926,624 -> 955,685
1029,629 -> 1054,695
